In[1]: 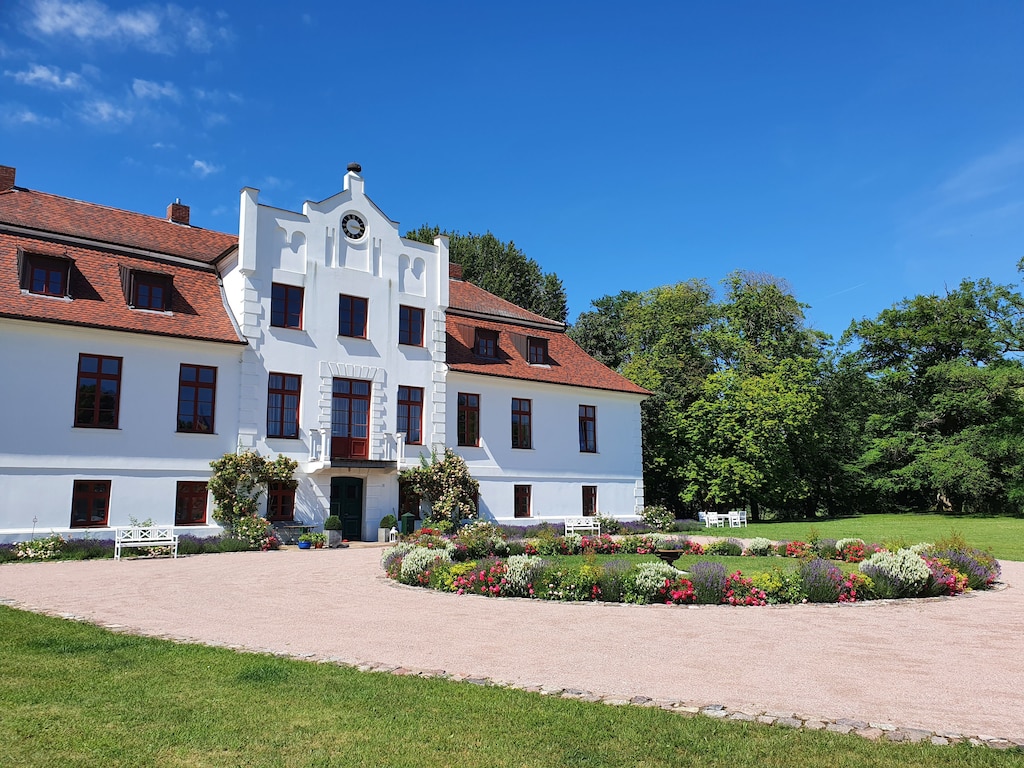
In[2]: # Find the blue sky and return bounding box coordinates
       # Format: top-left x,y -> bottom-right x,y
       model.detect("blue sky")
3,1 -> 1022,339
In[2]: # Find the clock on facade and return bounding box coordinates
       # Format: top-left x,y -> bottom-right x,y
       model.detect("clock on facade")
342,213 -> 366,240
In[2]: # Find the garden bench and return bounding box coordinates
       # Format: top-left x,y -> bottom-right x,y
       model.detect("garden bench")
564,517 -> 601,536
114,525 -> 179,560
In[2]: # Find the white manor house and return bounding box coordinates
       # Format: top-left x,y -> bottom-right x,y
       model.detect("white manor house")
0,163 -> 647,542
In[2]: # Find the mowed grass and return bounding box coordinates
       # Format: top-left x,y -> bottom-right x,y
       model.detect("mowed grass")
699,514 -> 1024,561
0,607 -> 1019,768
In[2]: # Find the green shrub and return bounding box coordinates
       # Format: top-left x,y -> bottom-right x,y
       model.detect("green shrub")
705,538 -> 743,556
749,568 -> 804,604
502,555 -> 544,597
640,504 -> 674,531
623,562 -> 681,604
325,515 -> 343,530
859,549 -> 930,598
745,537 -> 774,557
594,514 -> 624,535
399,547 -> 452,586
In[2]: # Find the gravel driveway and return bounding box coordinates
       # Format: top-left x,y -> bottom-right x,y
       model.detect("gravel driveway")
2,546 -> 1022,743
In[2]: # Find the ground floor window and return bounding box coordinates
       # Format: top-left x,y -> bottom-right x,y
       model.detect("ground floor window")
71,480 -> 110,527
175,481 -> 208,525
582,485 -> 597,517
267,481 -> 296,521
514,485 -> 531,518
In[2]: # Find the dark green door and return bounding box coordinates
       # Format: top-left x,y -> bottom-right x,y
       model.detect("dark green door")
330,477 -> 364,541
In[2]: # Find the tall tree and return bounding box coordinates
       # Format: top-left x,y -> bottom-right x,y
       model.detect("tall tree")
568,291 -> 638,370
406,225 -> 568,322
845,278 -> 1024,514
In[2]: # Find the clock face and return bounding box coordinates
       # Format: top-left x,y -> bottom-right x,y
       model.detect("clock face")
342,213 -> 366,240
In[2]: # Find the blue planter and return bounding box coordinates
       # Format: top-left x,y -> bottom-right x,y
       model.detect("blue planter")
297,540 -> 311,549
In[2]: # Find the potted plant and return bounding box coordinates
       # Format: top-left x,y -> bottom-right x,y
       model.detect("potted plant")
310,532 -> 327,549
324,515 -> 344,548
297,533 -> 313,550
378,514 -> 397,543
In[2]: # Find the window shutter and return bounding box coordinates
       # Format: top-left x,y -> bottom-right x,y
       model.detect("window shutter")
510,332 -> 528,360
119,264 -> 133,305
16,248 -> 28,290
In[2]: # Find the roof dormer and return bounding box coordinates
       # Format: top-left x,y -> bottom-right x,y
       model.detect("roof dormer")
18,248 -> 73,298
119,265 -> 172,311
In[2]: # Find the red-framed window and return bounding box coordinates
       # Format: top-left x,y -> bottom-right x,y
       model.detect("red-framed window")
399,305 -> 424,346
267,373 -> 301,438
339,294 -> 368,338
271,283 -> 303,329
528,337 -> 548,364
397,386 -> 423,445
177,364 -> 216,433
474,328 -> 498,358
71,480 -> 111,528
266,481 -> 296,521
332,378 -> 371,459
579,405 -> 597,453
582,486 -> 597,517
457,392 -> 480,447
74,354 -> 122,429
512,398 -> 531,449
24,254 -> 71,297
175,481 -> 208,525
514,485 -> 531,518
132,272 -> 171,310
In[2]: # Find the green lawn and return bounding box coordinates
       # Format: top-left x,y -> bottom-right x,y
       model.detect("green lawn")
697,514 -> 1024,561
0,607 -> 1018,767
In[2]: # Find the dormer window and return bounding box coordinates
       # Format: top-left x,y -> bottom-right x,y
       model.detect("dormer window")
18,251 -> 72,297
527,337 -> 548,365
120,266 -> 172,311
475,328 -> 498,358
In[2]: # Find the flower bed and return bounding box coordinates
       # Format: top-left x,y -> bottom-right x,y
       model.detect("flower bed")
381,524 -> 1000,606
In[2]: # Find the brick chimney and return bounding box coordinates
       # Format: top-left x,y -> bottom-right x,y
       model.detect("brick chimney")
0,166 -> 15,192
167,198 -> 190,225
449,263 -> 463,280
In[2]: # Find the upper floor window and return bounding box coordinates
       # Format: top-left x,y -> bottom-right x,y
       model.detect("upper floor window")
267,373 -> 301,438
527,337 -> 548,365
177,364 -> 216,433
271,283 -> 303,329
20,252 -> 71,297
458,392 -> 480,447
512,397 -> 532,449
399,305 -> 424,346
339,294 -> 368,338
397,386 -> 424,445
121,268 -> 172,311
71,480 -> 111,528
74,353 -> 121,428
579,405 -> 597,453
175,481 -> 208,525
475,328 -> 498,358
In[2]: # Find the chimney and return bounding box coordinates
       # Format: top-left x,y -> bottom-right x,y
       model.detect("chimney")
0,165 -> 15,192
167,198 -> 190,225
449,263 -> 463,280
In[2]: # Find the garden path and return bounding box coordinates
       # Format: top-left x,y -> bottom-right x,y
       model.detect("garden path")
2,545 -> 1021,742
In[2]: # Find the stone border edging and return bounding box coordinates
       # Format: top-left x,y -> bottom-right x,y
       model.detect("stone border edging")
1,596 -> 1020,752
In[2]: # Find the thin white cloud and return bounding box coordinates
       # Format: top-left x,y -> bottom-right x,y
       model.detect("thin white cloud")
152,141 -> 176,149
79,99 -> 134,125
193,87 -> 243,104
204,112 -> 227,128
5,63 -> 83,89
132,78 -> 179,100
25,0 -> 229,54
935,140 -> 1024,207
0,105 -> 58,127
192,159 -> 222,177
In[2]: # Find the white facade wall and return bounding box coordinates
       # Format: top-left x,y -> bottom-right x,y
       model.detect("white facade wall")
447,372 -> 645,524
223,170 -> 448,539
0,318 -> 242,541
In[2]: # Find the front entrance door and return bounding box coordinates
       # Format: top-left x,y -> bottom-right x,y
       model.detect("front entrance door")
330,477 -> 363,541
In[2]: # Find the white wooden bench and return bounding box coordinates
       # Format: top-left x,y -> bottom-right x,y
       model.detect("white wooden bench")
564,517 -> 601,536
114,526 -> 179,560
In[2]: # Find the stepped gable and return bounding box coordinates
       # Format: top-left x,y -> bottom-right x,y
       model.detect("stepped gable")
447,277 -> 649,396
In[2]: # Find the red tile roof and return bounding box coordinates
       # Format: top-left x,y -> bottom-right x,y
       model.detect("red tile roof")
0,187 -> 237,263
0,184 -> 244,344
447,279 -> 649,396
